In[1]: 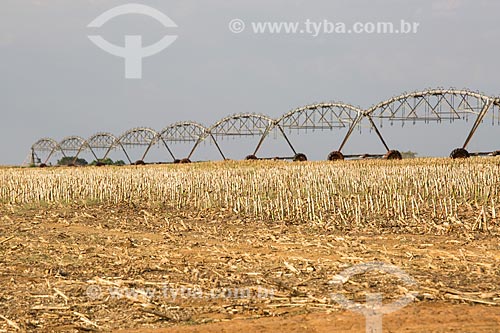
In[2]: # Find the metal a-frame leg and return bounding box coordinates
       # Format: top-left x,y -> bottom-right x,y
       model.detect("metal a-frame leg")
188,134 -> 227,160
142,138 -> 176,161
252,126 -> 272,156
103,143 -> 133,164
73,146 -> 99,165
45,146 -> 66,165
362,116 -> 391,152
338,118 -> 360,152
252,124 -> 297,156
462,100 -> 493,149
209,134 -> 227,160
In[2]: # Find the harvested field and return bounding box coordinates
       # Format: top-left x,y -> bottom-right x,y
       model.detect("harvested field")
0,159 -> 499,332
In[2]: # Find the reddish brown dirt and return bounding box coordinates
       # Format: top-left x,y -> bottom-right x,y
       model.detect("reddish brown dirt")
122,304 -> 500,333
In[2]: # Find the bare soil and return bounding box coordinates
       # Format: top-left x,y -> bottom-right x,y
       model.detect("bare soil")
0,204 -> 499,332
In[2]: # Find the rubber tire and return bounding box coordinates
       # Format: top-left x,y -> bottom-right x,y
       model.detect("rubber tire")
450,148 -> 470,159
134,160 -> 146,165
383,150 -> 403,160
293,153 -> 308,162
327,151 -> 345,161
245,155 -> 258,160
180,158 -> 191,164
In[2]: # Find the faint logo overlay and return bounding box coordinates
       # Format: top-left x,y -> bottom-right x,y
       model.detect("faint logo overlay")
86,284 -> 275,301
85,285 -> 103,300
330,262 -> 418,333
87,3 -> 178,79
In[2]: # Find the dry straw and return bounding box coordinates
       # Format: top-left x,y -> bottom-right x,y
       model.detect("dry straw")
1,159 -> 499,230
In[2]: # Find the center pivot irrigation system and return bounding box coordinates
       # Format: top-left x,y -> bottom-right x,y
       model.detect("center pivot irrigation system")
30,88 -> 500,166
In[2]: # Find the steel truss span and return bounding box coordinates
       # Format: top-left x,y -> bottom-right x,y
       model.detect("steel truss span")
30,138 -> 60,166
187,114 -> 276,161
358,89 -> 500,159
86,132 -> 128,164
264,103 -> 364,161
57,136 -> 98,165
104,128 -> 159,165
154,122 -> 208,163
87,132 -> 119,150
28,88 -> 500,166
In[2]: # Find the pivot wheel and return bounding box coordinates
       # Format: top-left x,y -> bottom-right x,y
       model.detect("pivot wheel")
383,150 -> 403,160
450,148 -> 470,159
327,151 -> 344,161
180,158 -> 192,164
39,163 -> 47,168
245,154 -> 258,160
134,160 -> 146,165
293,153 -> 307,162
173,159 -> 181,164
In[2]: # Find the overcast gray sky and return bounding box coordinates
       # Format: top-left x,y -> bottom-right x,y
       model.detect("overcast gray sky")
1,0 -> 499,164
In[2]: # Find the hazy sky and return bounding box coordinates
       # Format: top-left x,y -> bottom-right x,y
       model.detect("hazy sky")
1,0 -> 499,164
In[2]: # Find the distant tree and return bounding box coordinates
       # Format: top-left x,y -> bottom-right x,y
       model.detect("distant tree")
90,158 -> 113,166
90,158 -> 126,166
57,156 -> 88,166
401,151 -> 418,159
